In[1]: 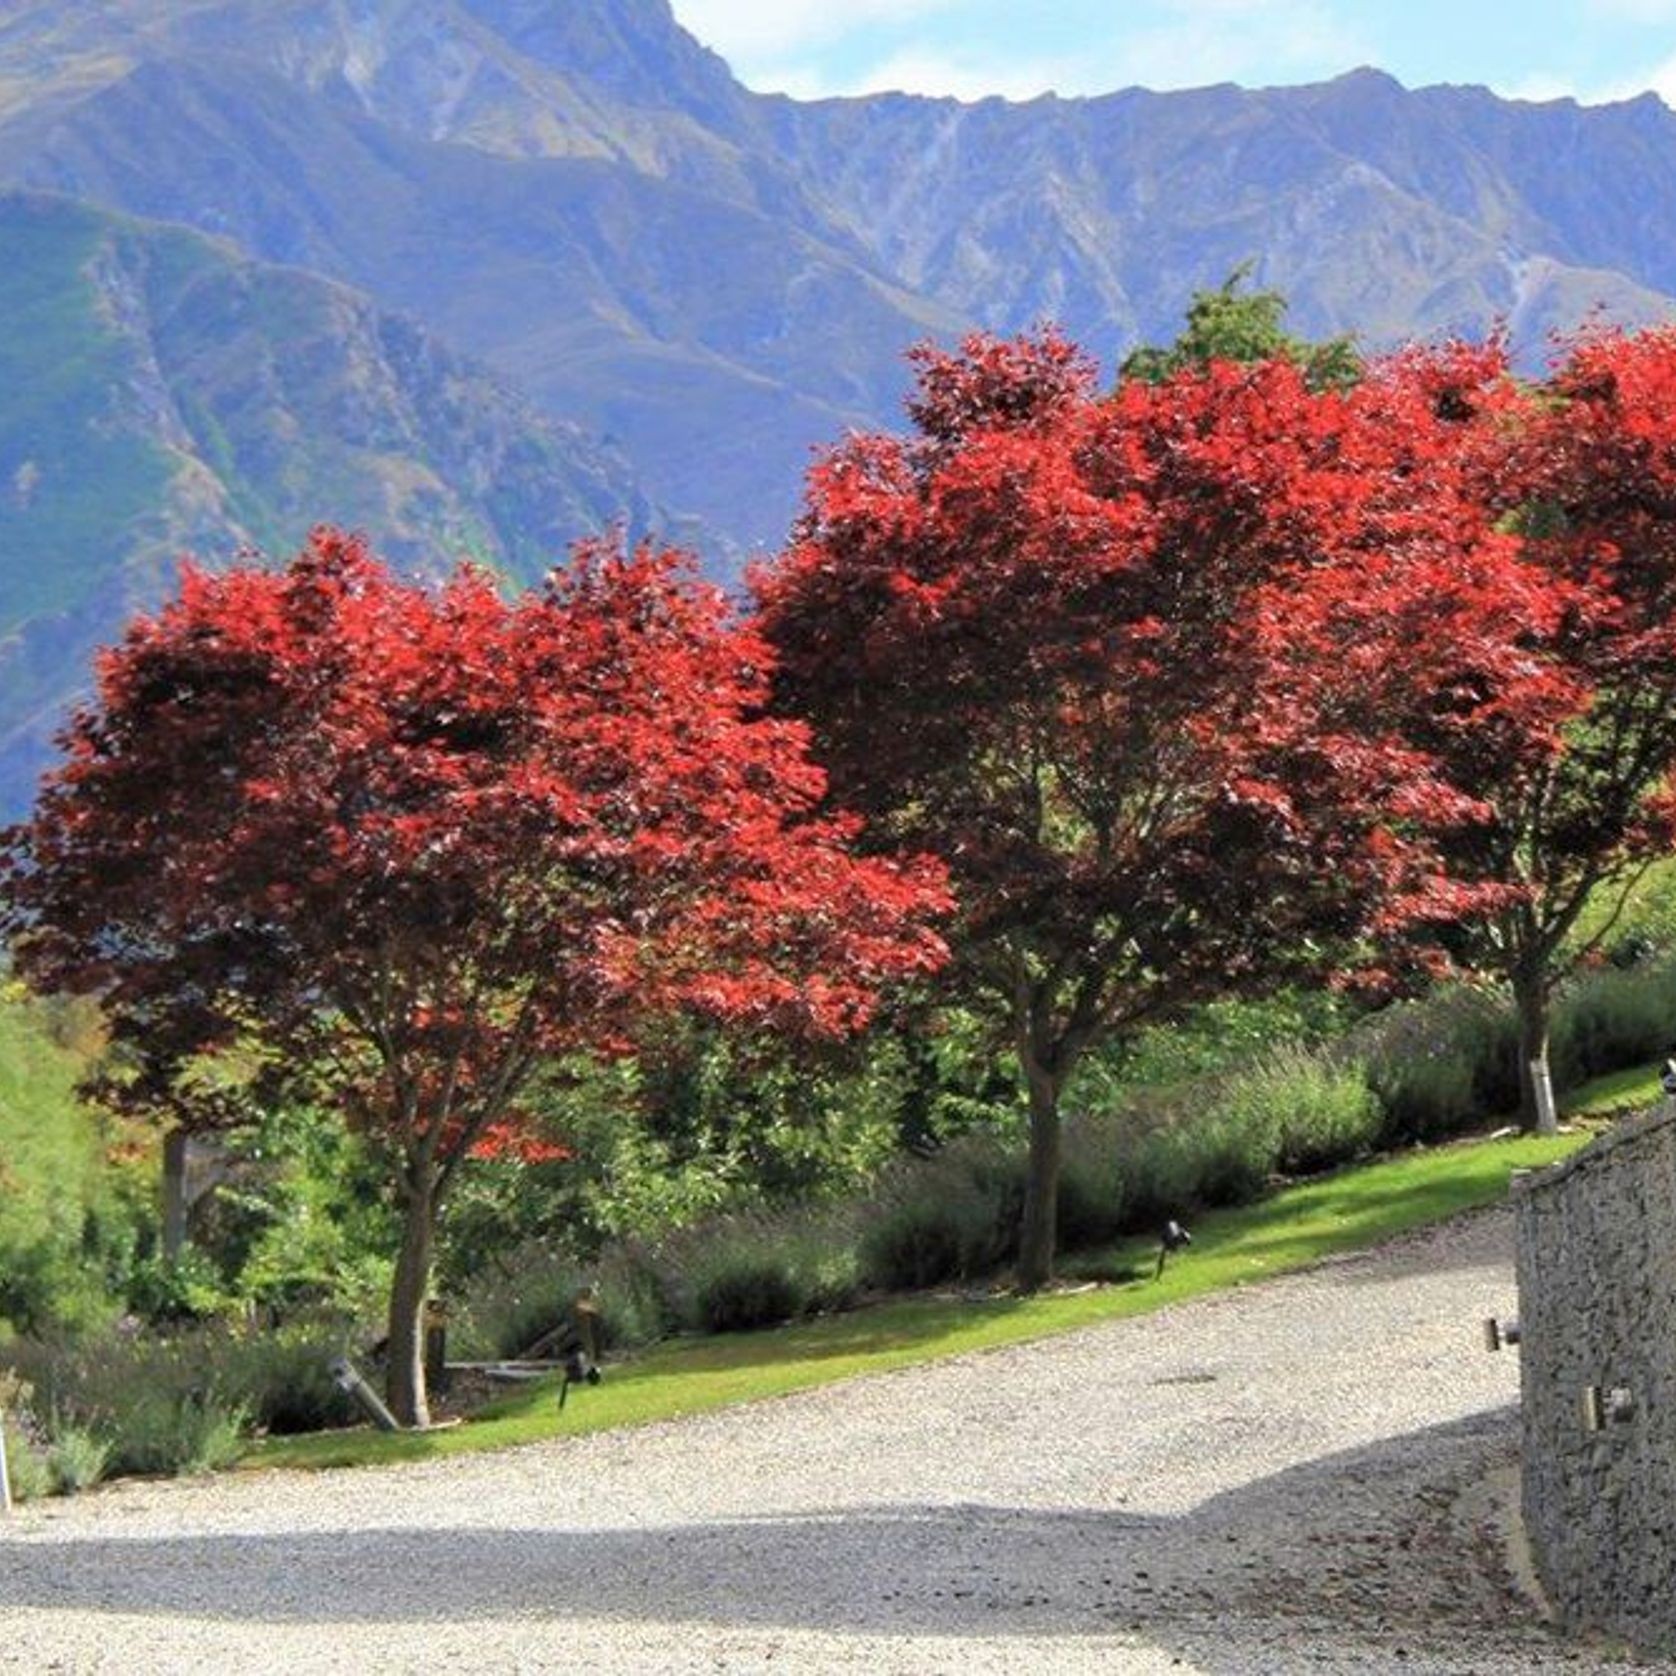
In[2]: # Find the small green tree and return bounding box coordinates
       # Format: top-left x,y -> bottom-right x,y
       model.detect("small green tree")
1122,265 -> 1362,391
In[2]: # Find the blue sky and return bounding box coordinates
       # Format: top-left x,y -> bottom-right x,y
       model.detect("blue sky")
669,0 -> 1676,106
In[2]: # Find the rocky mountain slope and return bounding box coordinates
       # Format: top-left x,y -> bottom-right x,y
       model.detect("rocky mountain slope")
4,0 -> 1675,549
0,0 -> 960,550
0,186 -> 671,808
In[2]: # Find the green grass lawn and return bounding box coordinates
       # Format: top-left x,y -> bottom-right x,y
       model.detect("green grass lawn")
252,1125 -> 1589,1473
1561,1061 -> 1667,1118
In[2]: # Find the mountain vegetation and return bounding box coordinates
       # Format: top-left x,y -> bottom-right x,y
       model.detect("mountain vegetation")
0,189 -> 677,811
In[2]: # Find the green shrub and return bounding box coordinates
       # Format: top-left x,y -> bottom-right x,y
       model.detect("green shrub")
0,1370 -> 52,1502
2,1431 -> 52,1502
798,1244 -> 866,1316
1361,989 -> 1514,1142
1054,1155 -> 1124,1249
125,1247 -> 236,1325
1,1318 -> 355,1452
45,1420 -> 109,1494
860,1144 -> 1018,1291
653,1210 -> 864,1334
1113,1120 -> 1207,1231
447,1240 -> 673,1368
1055,1110 -> 1132,1248
1255,1046 -> 1382,1177
1057,1045 -> 1375,1239
111,1393 -> 248,1477
591,1248 -> 679,1351
212,1326 -> 359,1435
1355,964 -> 1676,1144
0,990 -> 137,1338
1557,962 -> 1676,1082
1082,989 -> 1350,1095
1186,1114 -> 1276,1207
691,1256 -> 803,1333
448,1243 -> 594,1363
861,1199 -> 970,1291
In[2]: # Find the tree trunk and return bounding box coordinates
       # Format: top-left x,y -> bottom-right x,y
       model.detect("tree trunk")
1016,1056 -> 1062,1293
385,1172 -> 438,1429
1514,969 -> 1558,1137
160,1127 -> 190,1264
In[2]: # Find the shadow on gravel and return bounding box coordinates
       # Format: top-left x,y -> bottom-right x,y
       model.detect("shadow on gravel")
0,1405 -> 1576,1671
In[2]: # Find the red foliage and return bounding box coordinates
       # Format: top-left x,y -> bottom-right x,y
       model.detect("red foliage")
1396,327 -> 1676,1109
7,528 -> 946,1131
755,330 -> 1560,1280
465,1122 -> 571,1164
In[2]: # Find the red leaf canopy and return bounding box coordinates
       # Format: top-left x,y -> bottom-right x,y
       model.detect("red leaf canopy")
4,528 -> 949,1170
1402,327 -> 1676,982
755,331 -> 1557,1040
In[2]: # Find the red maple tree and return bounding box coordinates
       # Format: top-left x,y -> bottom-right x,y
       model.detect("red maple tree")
3,528 -> 948,1424
756,331 -> 1552,1286
1393,329 -> 1676,1129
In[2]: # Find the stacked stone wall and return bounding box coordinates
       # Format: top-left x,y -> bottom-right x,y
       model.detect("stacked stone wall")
1512,1107 -> 1676,1651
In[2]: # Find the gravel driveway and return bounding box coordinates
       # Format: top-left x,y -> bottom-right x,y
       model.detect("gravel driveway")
0,1208 -> 1659,1674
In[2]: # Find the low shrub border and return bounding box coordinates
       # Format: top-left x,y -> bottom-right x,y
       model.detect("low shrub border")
251,1125 -> 1588,1474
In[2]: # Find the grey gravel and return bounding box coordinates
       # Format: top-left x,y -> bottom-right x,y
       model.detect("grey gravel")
0,1207 -> 1662,1673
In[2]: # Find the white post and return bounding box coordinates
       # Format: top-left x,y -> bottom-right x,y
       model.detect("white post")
0,1414 -> 13,1514
1530,1060 -> 1558,1135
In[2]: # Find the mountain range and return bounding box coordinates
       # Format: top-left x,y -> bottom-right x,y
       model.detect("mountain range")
3,0 -> 1676,809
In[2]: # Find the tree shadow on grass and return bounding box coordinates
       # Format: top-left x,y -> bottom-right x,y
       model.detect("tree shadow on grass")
0,1405 -> 1581,1670
639,1295 -> 1035,1372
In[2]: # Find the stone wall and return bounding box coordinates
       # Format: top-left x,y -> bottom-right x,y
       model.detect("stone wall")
1512,1107 -> 1676,1651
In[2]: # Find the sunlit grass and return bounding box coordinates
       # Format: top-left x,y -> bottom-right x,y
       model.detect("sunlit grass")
251,1126 -> 1589,1472
1561,1060 -> 1667,1118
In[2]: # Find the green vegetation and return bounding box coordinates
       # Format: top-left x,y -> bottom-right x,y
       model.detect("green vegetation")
1561,1061 -> 1667,1119
1120,265 -> 1362,390
0,200 -> 176,633
2,945 -> 1668,1492
253,1128 -> 1584,1472
6,753 -> 1676,1492
0,986 -> 142,1336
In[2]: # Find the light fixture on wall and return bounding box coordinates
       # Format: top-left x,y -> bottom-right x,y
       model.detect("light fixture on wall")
1580,1384 -> 1637,1433
1483,1317 -> 1522,1352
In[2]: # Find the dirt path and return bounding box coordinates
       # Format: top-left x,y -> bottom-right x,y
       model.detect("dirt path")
0,1209 -> 1655,1673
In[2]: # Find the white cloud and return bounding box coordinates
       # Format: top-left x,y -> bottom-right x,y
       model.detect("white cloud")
1512,51 -> 1676,105
1490,71 -> 1583,102
703,1 -> 1375,103
1588,0 -> 1676,20
1080,1 -> 1372,94
1598,52 -> 1676,100
670,0 -> 961,61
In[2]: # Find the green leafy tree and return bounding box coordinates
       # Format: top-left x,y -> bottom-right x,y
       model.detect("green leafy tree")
1122,265 -> 1362,391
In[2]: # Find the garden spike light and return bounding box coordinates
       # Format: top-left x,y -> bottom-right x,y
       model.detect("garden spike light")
557,1290 -> 603,1411
1155,1218 -> 1193,1280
